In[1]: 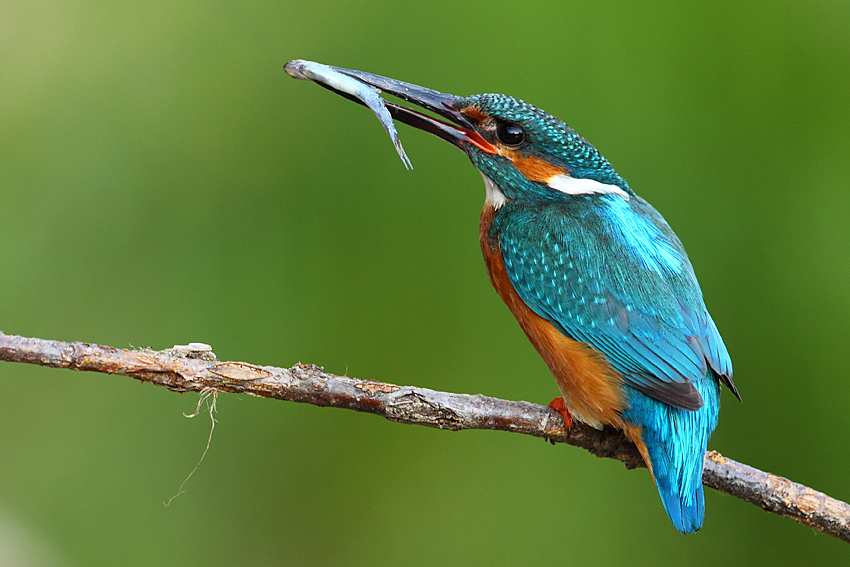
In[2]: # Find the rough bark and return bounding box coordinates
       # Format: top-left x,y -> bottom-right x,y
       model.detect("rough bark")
1,331 -> 847,541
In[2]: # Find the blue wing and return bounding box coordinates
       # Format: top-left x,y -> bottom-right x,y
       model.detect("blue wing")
493,194 -> 737,410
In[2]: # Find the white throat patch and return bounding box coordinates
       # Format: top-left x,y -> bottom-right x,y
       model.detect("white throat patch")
480,172 -> 507,209
546,174 -> 629,200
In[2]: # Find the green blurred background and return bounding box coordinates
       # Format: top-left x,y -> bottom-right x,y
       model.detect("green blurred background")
2,0 -> 849,564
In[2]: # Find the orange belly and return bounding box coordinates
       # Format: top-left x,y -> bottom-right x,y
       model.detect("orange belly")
479,204 -> 651,467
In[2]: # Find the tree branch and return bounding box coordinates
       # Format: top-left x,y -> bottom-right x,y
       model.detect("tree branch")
1,331 -> 847,541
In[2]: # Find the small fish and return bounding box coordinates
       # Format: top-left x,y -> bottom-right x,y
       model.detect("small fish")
284,59 -> 413,170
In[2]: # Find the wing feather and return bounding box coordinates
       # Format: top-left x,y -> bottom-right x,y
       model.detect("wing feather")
495,196 -> 734,410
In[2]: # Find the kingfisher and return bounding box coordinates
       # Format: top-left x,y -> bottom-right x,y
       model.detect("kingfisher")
290,63 -> 741,533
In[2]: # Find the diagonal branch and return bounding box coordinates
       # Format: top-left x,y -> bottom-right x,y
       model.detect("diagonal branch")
1,331 -> 847,541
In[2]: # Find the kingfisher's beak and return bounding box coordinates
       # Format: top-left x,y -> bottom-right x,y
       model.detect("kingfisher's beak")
326,65 -> 496,154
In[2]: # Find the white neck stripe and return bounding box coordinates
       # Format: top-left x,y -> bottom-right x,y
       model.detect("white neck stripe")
480,172 -> 507,209
546,174 -> 629,200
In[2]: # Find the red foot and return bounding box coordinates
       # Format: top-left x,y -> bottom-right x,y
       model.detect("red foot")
548,396 -> 573,434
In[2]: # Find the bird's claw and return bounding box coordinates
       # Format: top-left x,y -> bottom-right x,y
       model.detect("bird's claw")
548,396 -> 573,438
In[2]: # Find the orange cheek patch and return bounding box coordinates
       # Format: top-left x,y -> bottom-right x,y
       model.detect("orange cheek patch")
455,105 -> 498,154
499,149 -> 567,183
460,104 -> 490,123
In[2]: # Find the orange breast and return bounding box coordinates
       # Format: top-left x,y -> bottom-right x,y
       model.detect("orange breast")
479,204 -> 651,468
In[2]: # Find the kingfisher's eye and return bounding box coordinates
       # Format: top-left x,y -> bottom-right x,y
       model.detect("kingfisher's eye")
496,123 -> 525,147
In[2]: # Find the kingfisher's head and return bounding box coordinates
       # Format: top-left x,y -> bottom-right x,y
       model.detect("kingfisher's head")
319,66 -> 633,206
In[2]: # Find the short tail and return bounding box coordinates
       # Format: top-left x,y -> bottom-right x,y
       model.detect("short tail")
654,451 -> 706,533
622,372 -> 721,534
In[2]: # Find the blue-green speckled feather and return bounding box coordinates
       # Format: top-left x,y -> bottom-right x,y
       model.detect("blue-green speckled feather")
489,194 -> 731,407
488,193 -> 728,533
